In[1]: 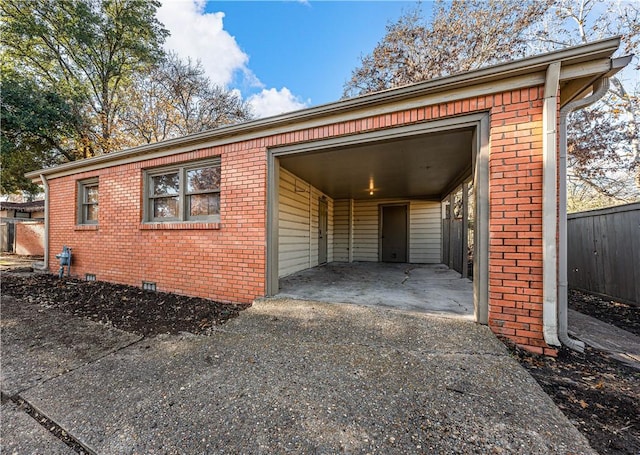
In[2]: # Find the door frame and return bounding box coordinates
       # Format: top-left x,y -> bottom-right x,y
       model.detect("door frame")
318,197 -> 328,265
378,203 -> 409,263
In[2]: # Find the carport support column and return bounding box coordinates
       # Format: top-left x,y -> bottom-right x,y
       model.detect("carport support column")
266,153 -> 280,296
473,115 -> 489,325
542,62 -> 561,347
462,181 -> 469,279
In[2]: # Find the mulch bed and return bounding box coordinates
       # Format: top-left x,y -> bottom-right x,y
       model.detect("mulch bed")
507,289 -> 640,455
0,272 -> 249,336
1,271 -> 638,453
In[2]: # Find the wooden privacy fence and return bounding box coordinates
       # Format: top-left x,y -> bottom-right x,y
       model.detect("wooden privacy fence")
567,203 -> 640,305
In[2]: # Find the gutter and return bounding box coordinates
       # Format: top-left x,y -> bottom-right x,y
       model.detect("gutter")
34,174 -> 50,271
542,62 -> 562,347
558,77 -> 609,352
554,54 -> 631,351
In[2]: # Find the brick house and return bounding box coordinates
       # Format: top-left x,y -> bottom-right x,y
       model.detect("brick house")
27,39 -> 630,354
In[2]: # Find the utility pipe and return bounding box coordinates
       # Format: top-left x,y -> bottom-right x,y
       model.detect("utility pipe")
558,77 -> 610,352
542,62 -> 562,347
38,174 -> 50,271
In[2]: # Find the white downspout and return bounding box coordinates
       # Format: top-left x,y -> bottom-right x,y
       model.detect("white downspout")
558,77 -> 610,352
38,174 -> 50,271
542,62 -> 561,347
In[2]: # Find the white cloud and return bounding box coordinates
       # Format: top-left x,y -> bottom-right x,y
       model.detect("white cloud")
157,0 -> 248,86
158,1 -> 309,119
247,88 -> 308,118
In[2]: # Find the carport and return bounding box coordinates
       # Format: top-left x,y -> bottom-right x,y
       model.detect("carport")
266,114 -> 489,323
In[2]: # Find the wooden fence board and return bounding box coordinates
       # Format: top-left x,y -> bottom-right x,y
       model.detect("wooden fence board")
567,203 -> 640,305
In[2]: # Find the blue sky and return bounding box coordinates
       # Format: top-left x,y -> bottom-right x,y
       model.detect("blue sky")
157,1 -> 638,118
217,1 -> 420,103
157,1 -> 421,117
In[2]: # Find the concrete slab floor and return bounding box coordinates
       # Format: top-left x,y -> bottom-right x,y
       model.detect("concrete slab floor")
278,262 -> 475,320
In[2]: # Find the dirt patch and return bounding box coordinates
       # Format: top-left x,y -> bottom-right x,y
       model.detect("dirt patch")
0,273 -> 249,336
569,289 -> 639,337
508,290 -> 640,455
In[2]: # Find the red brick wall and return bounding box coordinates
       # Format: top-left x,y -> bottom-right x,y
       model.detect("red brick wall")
48,145 -> 267,304
47,85 -> 553,353
15,221 -> 45,256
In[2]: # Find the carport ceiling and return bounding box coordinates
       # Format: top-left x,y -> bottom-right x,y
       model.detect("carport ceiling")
279,128 -> 474,200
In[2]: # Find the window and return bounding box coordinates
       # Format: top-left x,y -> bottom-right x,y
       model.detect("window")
78,178 -> 99,224
145,160 -> 220,223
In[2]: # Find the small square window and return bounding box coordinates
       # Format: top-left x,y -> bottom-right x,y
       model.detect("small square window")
78,178 -> 99,225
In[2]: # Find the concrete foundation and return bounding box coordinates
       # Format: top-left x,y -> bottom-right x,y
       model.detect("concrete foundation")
277,262 -> 474,320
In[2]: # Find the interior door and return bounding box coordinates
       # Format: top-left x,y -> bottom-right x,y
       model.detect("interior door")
318,198 -> 328,265
381,205 -> 408,263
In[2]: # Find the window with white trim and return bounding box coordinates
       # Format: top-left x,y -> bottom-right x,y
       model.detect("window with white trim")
78,178 -> 99,224
145,159 -> 221,222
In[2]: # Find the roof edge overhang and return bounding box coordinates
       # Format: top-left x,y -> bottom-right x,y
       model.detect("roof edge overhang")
28,37 -> 626,182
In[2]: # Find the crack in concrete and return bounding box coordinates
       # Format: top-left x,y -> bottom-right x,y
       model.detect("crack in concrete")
3,335 -> 145,454
8,334 -> 145,398
11,396 -> 95,455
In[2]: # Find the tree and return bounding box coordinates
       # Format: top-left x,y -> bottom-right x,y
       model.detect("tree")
344,0 -> 640,209
343,0 -> 552,98
121,53 -> 252,145
531,0 -> 640,207
1,69 -> 83,196
0,0 -> 168,156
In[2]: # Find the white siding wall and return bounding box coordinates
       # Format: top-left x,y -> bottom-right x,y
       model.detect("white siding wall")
333,199 -> 352,262
278,169 -> 333,277
409,200 -> 442,263
279,171 -> 440,275
352,200 -> 380,261
352,199 -> 442,263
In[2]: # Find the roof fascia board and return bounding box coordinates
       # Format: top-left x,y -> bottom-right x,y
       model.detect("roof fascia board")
28,38 -> 621,181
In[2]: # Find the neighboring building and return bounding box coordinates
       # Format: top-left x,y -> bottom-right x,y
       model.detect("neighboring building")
27,39 -> 630,354
0,200 -> 45,256
0,200 -> 45,220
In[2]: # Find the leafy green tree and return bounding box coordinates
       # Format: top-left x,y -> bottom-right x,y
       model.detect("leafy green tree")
1,70 -> 82,195
0,0 -> 168,156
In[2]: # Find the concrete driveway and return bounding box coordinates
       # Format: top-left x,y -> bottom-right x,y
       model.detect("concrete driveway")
1,293 -> 595,454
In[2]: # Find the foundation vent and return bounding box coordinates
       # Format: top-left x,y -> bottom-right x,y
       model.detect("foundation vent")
142,281 -> 157,291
